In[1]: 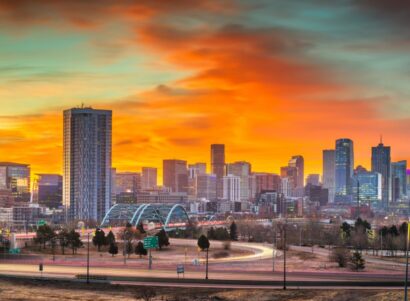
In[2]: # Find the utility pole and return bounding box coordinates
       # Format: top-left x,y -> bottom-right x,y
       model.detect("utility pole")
86,232 -> 90,284
283,221 -> 287,290
356,180 -> 360,219
405,221 -> 409,301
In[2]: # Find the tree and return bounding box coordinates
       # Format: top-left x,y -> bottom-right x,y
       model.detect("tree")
340,222 -> 352,239
330,247 -> 350,268
137,222 -> 146,234
230,221 -> 238,241
135,241 -> 148,258
155,229 -> 170,250
350,251 -> 365,271
92,228 -> 106,252
126,241 -> 133,258
57,228 -> 69,255
108,243 -> 118,257
66,230 -> 83,254
34,225 -> 56,250
106,230 -> 116,245
197,235 -> 210,280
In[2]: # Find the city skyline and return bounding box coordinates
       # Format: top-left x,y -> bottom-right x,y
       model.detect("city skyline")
1,1 -> 410,182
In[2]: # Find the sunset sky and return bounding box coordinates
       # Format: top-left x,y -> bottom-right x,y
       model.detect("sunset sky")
0,0 -> 409,182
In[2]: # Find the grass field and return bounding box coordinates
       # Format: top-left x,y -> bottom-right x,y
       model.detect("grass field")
0,278 -> 405,300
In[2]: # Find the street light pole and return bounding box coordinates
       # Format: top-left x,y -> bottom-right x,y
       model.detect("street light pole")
86,232 -> 90,284
283,221 -> 287,290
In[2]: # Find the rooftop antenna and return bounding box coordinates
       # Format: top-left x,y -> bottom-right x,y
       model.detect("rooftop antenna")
380,134 -> 383,144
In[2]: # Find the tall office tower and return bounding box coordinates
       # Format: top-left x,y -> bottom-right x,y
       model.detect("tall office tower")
322,150 -> 335,203
254,173 -> 281,195
391,160 -> 407,202
352,170 -> 382,205
371,141 -> 391,207
163,159 -> 188,193
222,174 -> 241,202
211,144 -> 225,198
63,107 -> 112,222
115,172 -> 141,194
288,155 -> 304,189
407,171 -> 410,198
195,174 -> 217,200
226,161 -> 251,201
335,138 -> 354,203
0,162 -> 31,202
141,167 -> 157,190
33,174 -> 62,209
306,174 -> 320,186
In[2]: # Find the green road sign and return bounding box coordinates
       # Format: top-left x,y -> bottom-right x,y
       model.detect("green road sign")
37,220 -> 46,226
143,236 -> 159,249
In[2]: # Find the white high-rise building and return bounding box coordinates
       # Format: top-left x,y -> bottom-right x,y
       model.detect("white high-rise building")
223,174 -> 241,202
63,107 -> 112,222
226,161 -> 251,201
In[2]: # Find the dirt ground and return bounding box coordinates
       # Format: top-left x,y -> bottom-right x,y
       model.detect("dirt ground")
0,278 -> 404,301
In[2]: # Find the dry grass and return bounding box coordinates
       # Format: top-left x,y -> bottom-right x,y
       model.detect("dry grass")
0,278 -> 404,301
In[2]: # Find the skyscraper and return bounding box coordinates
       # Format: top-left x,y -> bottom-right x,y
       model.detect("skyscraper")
288,155 -> 304,189
335,138 -> 354,202
391,160 -> 407,202
0,162 -> 31,202
163,159 -> 188,193
226,161 -> 251,201
141,167 -> 157,190
211,144 -> 225,198
371,141 -> 391,207
352,170 -> 382,206
322,149 -> 335,203
63,107 -> 112,222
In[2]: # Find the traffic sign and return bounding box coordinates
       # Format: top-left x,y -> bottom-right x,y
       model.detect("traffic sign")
143,236 -> 159,249
37,220 -> 46,226
177,264 -> 184,278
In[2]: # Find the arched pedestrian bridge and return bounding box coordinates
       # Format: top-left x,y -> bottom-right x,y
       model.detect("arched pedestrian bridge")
100,203 -> 190,231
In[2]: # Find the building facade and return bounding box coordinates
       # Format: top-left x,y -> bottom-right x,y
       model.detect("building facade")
391,160 -> 407,202
63,107 -> 112,222
322,149 -> 335,203
226,161 -> 251,201
0,162 -> 31,202
211,144 -> 225,198
141,167 -> 157,190
335,138 -> 354,203
33,174 -> 63,209
163,159 -> 188,193
371,142 -> 391,207
223,174 -> 241,202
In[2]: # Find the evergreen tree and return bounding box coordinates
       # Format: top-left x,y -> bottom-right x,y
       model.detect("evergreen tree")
108,243 -> 118,257
156,229 -> 170,250
57,228 -> 69,255
92,228 -> 106,251
197,235 -> 210,251
350,251 -> 365,271
67,230 -> 83,254
135,241 -> 148,258
106,230 -> 116,245
230,221 -> 238,241
34,224 -> 56,249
